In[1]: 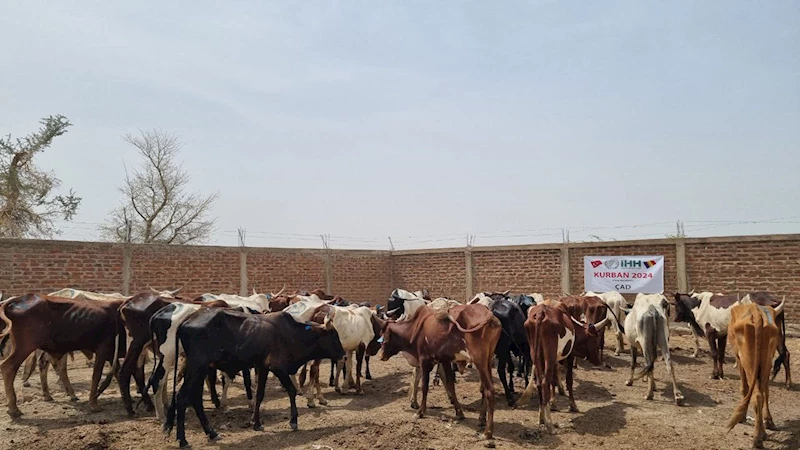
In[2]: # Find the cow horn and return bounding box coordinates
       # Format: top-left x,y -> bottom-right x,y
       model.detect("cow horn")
149,286 -> 160,294
570,317 -> 586,327
501,290 -> 510,296
273,285 -> 287,297
775,296 -> 786,315
688,289 -> 695,295
170,287 -> 183,295
594,317 -> 610,330
253,286 -> 258,296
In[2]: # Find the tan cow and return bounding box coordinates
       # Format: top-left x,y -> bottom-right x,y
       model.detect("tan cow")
726,298 -> 785,448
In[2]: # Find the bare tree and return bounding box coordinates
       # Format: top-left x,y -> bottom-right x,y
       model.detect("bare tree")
0,115 -> 81,238
102,128 -> 218,244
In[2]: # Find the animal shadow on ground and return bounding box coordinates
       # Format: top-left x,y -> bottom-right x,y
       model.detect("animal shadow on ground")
494,419 -> 564,448
573,379 -> 614,403
570,401 -> 632,436
215,424 -> 343,450
658,382 -> 716,407
328,370 -> 409,412
10,396 -> 132,431
767,418 -> 800,450
668,353 -> 705,366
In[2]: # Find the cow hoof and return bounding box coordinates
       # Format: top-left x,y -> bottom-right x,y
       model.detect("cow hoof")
307,402 -> 316,409
179,440 -> 190,449
625,380 -> 633,387
765,419 -> 777,430
290,422 -> 298,431
410,402 -> 419,410
318,398 -> 328,406
413,412 -> 423,420
208,431 -> 221,442
645,394 -> 653,401
356,390 -> 365,395
569,405 -> 579,413
8,409 -> 23,418
334,387 -> 342,394
70,396 -> 79,402
22,381 -> 31,388
550,404 -> 558,412
675,395 -> 685,406
43,395 -> 54,402
365,374 -> 372,380
163,424 -> 173,435
90,405 -> 103,413
455,412 -> 465,421
253,423 -> 264,431
328,380 -> 335,387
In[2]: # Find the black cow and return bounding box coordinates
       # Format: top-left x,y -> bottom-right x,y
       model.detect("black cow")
473,293 -> 530,405
163,309 -> 345,448
510,294 -> 538,378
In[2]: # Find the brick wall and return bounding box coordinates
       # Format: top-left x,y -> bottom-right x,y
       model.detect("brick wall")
130,245 -> 240,298
247,249 -> 327,296
686,239 -> 800,318
472,248 -> 562,299
0,240 -> 124,295
391,251 -> 467,301
0,234 -> 797,319
331,252 -> 392,303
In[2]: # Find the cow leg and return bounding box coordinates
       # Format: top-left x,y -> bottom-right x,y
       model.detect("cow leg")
753,387 -> 766,448
334,356 -> 346,393
250,367 -> 268,431
329,360 -> 336,387
120,337 -> 147,416
555,363 -> 566,396
345,352 -> 356,388
242,369 -> 254,408
717,334 -> 728,380
38,353 -> 54,401
306,359 -> 320,408
174,372 -> 195,448
615,329 -> 624,356
133,363 -> 154,412
187,374 -> 219,443
416,360 -> 434,419
52,354 -> 78,401
88,343 -> 114,412
220,373 -> 232,413
497,351 -> 513,406
660,332 -> 684,406
354,346 -> 365,395
154,369 -> 169,424
408,367 -> 420,409
21,352 -> 37,388
514,361 -> 538,407
566,356 -> 578,412
273,370 -> 299,431
440,362 -> 464,420
298,363 -> 308,388
706,326 -> 720,379
365,354 -> 372,380
626,346 -> 638,386
690,327 -> 701,358
206,367 -> 221,409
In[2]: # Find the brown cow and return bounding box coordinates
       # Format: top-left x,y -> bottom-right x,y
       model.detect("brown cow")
0,294 -> 126,417
380,304 -> 501,440
726,299 -> 785,448
514,303 -> 608,433
559,295 -> 612,366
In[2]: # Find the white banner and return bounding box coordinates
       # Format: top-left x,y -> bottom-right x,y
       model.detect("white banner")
584,255 -> 664,294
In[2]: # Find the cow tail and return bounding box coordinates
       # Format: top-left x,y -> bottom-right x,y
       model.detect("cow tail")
727,307 -> 762,431
771,310 -> 786,380
0,300 -> 13,342
97,310 -> 125,395
634,309 -> 658,381
448,312 -> 495,334
170,323 -> 180,429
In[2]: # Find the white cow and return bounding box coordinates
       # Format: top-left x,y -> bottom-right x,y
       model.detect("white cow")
624,293 -> 684,405
584,291 -> 628,355
199,292 -> 271,313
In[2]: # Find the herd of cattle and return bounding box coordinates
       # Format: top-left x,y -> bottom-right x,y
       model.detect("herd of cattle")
0,286 -> 791,448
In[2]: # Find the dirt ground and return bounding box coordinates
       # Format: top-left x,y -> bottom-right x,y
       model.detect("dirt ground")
1,331 -> 798,450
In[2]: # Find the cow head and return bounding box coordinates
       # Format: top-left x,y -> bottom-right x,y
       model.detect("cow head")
571,316 -> 609,366
672,293 -> 704,337
149,286 -> 182,298
378,320 -> 403,361
305,322 -> 346,362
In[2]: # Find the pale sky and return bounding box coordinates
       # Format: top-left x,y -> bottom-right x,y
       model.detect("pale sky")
2,1 -> 798,249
